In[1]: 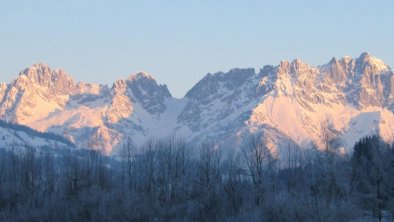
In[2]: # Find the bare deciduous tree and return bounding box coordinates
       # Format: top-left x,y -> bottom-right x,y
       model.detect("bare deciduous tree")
242,134 -> 276,206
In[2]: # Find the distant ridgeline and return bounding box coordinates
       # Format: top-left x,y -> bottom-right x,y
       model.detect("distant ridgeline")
0,119 -> 74,147
0,53 -> 393,155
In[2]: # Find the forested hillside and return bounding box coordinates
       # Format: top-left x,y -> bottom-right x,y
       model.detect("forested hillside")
0,135 -> 393,221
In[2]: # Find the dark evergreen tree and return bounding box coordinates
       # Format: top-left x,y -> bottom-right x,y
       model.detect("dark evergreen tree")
351,135 -> 391,221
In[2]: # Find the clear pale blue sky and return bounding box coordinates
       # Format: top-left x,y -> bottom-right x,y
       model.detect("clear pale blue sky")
1,0 -> 393,98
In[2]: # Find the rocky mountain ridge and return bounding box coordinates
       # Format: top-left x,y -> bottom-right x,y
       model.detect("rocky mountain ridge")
0,53 -> 393,157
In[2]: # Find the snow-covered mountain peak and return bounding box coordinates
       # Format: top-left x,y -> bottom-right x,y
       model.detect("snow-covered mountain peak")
356,52 -> 379,64
124,72 -> 172,106
291,58 -> 307,67
1,53 -> 393,157
19,63 -> 51,77
15,63 -> 75,94
289,58 -> 316,78
341,55 -> 352,61
356,52 -> 389,74
185,68 -> 256,100
328,57 -> 339,65
20,63 -> 73,82
128,71 -> 155,81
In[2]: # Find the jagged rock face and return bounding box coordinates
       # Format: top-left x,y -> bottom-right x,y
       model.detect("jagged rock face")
0,64 -> 106,125
346,53 -> 389,107
267,54 -> 393,110
0,64 -> 69,124
0,52 -> 393,156
126,72 -> 171,114
180,68 -> 263,131
179,52 -> 394,155
106,80 -> 133,124
0,65 -> 173,153
317,53 -> 391,108
18,64 -> 76,94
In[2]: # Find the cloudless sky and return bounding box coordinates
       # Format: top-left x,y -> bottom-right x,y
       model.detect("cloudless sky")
1,0 -> 393,98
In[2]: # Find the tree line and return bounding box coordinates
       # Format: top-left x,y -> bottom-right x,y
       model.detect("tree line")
0,135 -> 393,221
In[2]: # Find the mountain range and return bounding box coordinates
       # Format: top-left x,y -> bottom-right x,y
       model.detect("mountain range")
1,52 -> 393,158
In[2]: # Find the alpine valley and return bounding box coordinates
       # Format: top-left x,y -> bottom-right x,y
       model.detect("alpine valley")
1,52 -> 394,158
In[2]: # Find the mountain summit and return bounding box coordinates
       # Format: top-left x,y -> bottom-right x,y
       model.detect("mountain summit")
0,53 -> 393,157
